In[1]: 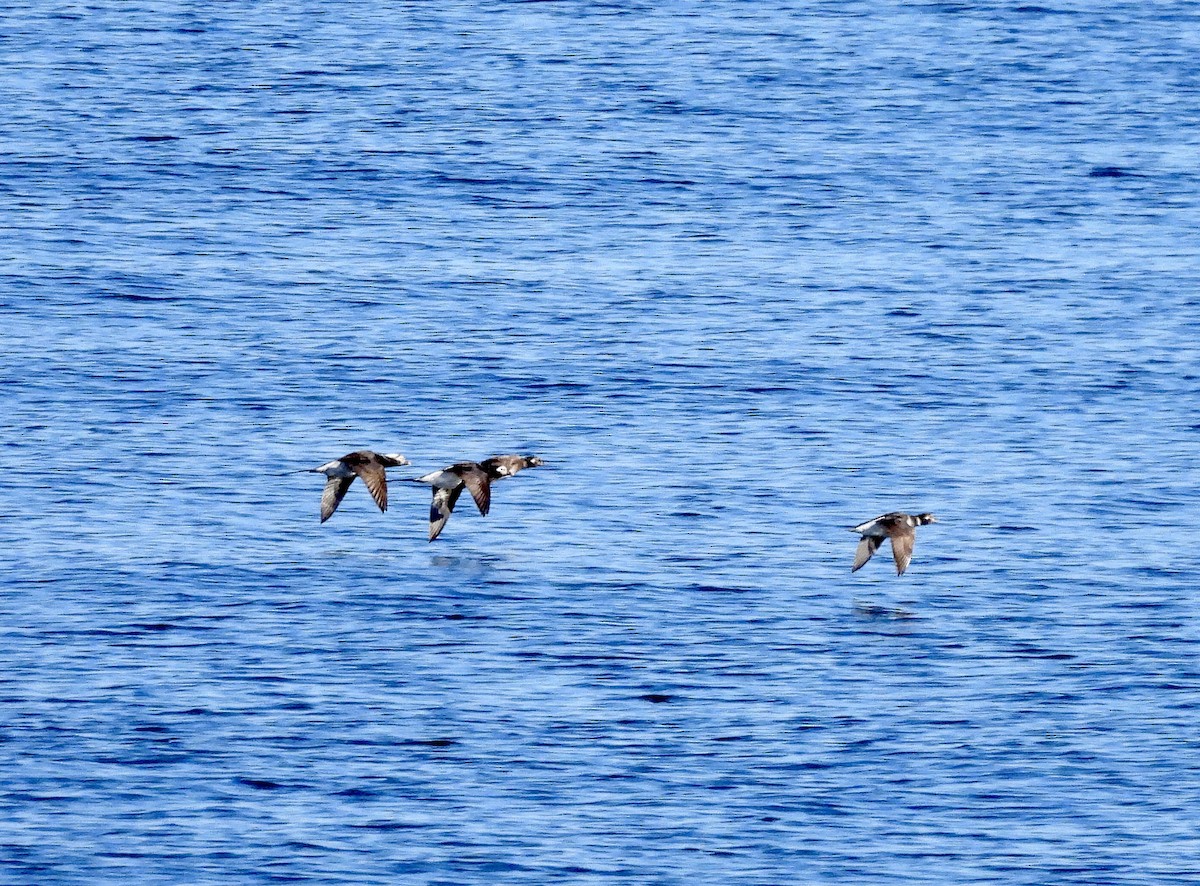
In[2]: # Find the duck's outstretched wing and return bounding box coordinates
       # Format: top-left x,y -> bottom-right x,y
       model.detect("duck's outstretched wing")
429,485 -> 466,542
852,535 -> 881,572
890,531 -> 915,575
458,464 -> 492,516
351,460 -> 389,513
320,476 -> 355,523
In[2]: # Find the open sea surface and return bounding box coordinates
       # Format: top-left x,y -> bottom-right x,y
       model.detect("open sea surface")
3,2 -> 1200,883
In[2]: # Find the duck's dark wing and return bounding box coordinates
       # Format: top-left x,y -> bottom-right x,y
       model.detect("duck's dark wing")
320,476 -> 355,523
429,485 -> 466,542
350,460 -> 389,513
457,464 -> 492,516
890,529 -> 915,575
852,535 -> 881,572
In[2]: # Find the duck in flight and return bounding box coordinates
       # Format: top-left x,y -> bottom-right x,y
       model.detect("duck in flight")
306,451 -> 411,523
410,454 -> 544,541
850,512 -> 937,575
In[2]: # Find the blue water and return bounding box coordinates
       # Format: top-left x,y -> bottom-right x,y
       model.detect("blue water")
3,2 -> 1200,883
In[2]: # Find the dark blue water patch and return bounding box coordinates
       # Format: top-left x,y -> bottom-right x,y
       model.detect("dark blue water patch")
333,786 -> 379,798
1008,645 -> 1076,661
277,701 -> 313,711
95,754 -> 189,767
692,584 -> 757,595
396,738 -> 458,748
742,385 -> 796,394
98,291 -> 183,302
348,821 -> 432,831
119,621 -> 204,633
638,694 -> 673,704
235,777 -> 289,791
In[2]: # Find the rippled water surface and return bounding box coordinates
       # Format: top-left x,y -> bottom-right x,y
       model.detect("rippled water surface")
4,2 -> 1200,883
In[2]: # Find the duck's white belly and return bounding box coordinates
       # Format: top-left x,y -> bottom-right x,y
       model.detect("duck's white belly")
416,469 -> 462,489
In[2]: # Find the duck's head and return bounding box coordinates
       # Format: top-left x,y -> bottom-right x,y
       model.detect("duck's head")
916,513 -> 938,525
481,454 -> 544,478
381,453 -> 411,467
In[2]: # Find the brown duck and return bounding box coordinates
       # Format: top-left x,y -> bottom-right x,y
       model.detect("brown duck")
410,454 -> 544,541
307,451 -> 410,523
850,512 -> 938,575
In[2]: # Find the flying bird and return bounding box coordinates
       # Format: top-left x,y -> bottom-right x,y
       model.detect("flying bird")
411,454 -> 544,541
305,451 -> 411,523
849,512 -> 937,575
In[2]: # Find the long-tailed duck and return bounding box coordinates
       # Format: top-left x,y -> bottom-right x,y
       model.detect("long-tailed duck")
849,512 -> 937,575
307,451 -> 410,523
410,454 -> 543,541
